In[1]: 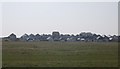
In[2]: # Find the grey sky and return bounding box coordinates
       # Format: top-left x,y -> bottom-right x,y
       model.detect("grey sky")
1,2 -> 118,37
0,0 -> 119,2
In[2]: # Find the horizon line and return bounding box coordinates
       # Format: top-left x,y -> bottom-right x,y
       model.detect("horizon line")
1,31 -> 119,38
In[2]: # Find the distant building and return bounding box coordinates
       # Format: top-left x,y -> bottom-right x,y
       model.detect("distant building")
52,31 -> 60,41
35,34 -> 41,41
2,31 -> 119,42
8,33 -> 17,41
41,34 -> 50,41
29,34 -> 35,41
111,35 -> 118,42
80,32 -> 93,42
80,32 -> 93,37
20,34 -> 29,41
59,34 -> 70,41
47,36 -> 53,41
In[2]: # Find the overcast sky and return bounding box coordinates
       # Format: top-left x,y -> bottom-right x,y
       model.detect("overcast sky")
1,1 -> 118,37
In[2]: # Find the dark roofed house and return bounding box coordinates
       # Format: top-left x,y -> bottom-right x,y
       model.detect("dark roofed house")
111,35 -> 118,42
8,33 -> 17,41
20,34 -> 29,41
52,31 -> 60,41
47,36 -> 53,41
80,32 -> 93,42
28,34 -> 35,41
35,34 -> 41,41
60,34 -> 70,41
39,34 -> 50,41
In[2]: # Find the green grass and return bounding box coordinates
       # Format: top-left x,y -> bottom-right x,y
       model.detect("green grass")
2,41 -> 118,67
0,41 -> 2,68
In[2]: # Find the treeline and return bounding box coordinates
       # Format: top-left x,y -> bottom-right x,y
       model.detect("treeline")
2,31 -> 120,42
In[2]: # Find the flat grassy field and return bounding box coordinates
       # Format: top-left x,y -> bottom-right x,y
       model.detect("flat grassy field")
0,40 -> 2,68
2,41 -> 118,67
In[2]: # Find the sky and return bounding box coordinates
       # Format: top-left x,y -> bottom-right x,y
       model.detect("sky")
0,0 -> 118,37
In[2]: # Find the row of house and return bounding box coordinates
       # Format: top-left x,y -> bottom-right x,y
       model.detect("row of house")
2,31 -> 120,42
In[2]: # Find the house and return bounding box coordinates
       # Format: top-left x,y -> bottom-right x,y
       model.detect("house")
34,34 -> 41,41
8,33 -> 17,41
67,35 -> 77,42
47,36 -> 53,41
111,35 -> 118,42
60,34 -> 70,41
52,31 -> 60,41
41,34 -> 50,41
20,34 -> 29,41
79,32 -> 94,42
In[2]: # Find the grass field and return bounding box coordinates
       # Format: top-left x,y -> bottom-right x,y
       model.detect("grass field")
2,41 -> 118,67
0,40 -> 2,68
